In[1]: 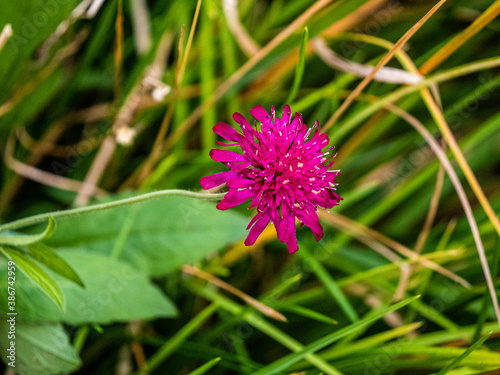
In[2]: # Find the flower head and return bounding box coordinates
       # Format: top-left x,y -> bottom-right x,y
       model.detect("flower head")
200,105 -> 342,253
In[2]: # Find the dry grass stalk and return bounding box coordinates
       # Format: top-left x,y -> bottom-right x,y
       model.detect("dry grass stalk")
183,264 -> 288,322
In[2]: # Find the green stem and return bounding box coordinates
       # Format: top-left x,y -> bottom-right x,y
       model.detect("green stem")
0,190 -> 226,232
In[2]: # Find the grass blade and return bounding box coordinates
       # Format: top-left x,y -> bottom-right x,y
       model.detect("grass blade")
419,0 -> 500,74
186,281 -> 343,375
282,303 -> 338,325
253,295 -> 420,375
140,303 -> 219,374
285,27 -> 308,104
434,332 -> 493,375
188,357 -> 222,375
299,246 -> 359,322
473,239 -> 500,342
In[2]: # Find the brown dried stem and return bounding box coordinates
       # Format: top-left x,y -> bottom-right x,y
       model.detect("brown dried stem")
4,135 -> 106,197
323,0 -> 449,131
182,264 -> 287,322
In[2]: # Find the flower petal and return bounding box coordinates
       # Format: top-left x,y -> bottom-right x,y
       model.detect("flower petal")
209,149 -> 246,162
249,186 -> 263,209
286,235 -> 299,253
244,211 -> 271,246
234,112 -> 259,144
277,214 -> 295,243
295,205 -> 323,241
249,105 -> 271,123
214,122 -> 240,142
216,141 -> 239,147
216,188 -> 253,210
200,170 -> 239,190
282,105 -> 291,124
232,112 -> 251,128
227,178 -> 256,188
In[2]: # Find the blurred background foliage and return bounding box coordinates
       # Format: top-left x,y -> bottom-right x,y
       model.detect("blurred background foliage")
1,0 -> 500,374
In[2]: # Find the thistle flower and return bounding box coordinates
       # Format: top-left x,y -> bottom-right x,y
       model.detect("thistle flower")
200,105 -> 342,253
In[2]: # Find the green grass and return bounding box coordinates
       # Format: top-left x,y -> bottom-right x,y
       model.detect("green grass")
1,0 -> 500,374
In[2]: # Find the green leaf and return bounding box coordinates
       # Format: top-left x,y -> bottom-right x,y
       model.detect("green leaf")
281,303 -> 338,325
435,332 -> 493,375
0,250 -> 177,324
252,295 -> 420,375
188,357 -> 222,375
0,217 -> 55,246
43,194 -> 248,276
0,246 -> 65,311
0,320 -> 80,375
26,241 -> 84,288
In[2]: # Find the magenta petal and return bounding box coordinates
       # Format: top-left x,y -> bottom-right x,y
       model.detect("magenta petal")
210,149 -> 246,162
215,141 -> 239,147
325,171 -> 340,184
234,112 -> 258,141
216,188 -> 253,210
232,112 -> 251,128
249,105 -> 271,123
244,212 -> 271,246
271,211 -> 282,231
286,235 -> 299,253
214,122 -> 240,142
204,104 -> 341,253
227,178 -> 256,188
282,105 -> 291,124
277,214 -> 295,243
249,187 -> 263,208
246,211 -> 261,230
296,207 -> 323,242
200,170 -> 239,190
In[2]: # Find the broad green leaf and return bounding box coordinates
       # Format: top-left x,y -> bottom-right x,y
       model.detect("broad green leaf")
26,241 -> 84,288
0,320 -> 80,375
0,217 -> 55,246
0,246 -> 65,311
0,250 -> 177,324
43,195 -> 248,276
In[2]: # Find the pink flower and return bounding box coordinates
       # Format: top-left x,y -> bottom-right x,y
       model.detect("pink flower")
200,105 -> 342,253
